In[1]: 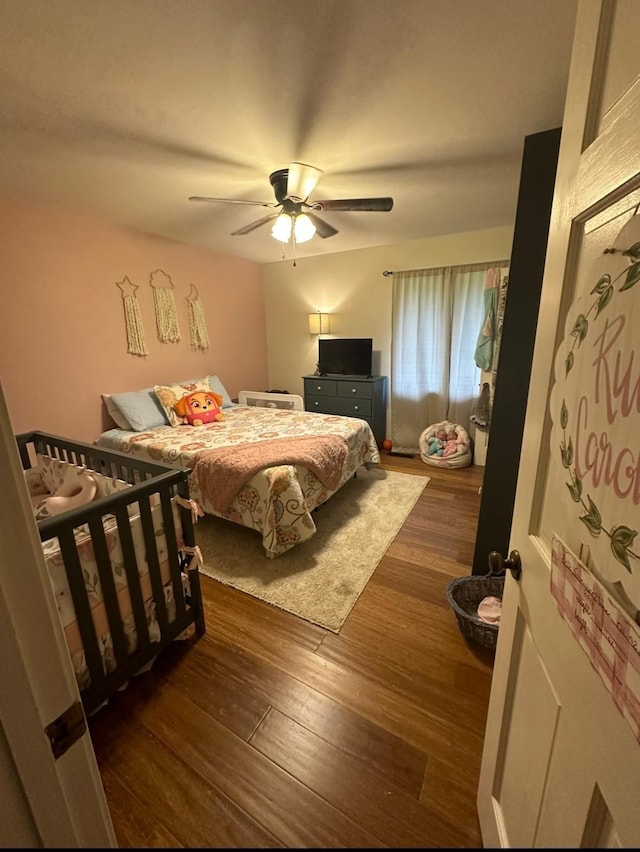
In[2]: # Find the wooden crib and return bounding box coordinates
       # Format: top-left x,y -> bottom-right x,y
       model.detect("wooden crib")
16,430 -> 205,715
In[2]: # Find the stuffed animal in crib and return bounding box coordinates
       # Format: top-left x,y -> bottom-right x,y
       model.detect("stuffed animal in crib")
427,428 -> 447,456
173,390 -> 225,426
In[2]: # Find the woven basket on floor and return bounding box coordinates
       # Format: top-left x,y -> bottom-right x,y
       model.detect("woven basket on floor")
446,572 -> 505,651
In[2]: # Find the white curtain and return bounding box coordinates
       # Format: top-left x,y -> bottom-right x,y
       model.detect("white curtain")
390,261 -> 508,454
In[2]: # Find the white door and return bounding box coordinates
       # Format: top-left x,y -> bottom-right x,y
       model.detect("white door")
0,380 -> 116,847
477,0 -> 640,846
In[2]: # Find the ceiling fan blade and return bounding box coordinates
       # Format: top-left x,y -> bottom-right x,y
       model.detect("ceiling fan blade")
189,196 -> 277,207
286,162 -> 324,201
231,212 -> 280,236
307,212 -> 338,239
313,197 -> 394,212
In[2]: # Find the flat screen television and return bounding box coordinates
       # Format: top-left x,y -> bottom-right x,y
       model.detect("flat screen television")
318,338 -> 373,377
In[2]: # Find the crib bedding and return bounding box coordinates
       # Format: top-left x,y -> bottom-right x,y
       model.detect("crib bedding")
18,431 -> 205,714
24,453 -> 191,692
96,404 -> 380,557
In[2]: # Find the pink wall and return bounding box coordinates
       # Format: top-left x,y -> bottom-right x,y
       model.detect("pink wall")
0,193 -> 268,443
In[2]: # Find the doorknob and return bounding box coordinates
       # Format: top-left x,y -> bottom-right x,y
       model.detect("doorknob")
488,549 -> 522,581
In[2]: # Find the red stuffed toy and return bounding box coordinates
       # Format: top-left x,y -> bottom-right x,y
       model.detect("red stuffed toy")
173,390 -> 224,426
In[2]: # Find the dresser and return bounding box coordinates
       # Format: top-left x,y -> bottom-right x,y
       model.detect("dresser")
302,375 -> 388,447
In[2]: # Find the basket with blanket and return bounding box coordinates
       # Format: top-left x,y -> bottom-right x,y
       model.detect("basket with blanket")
17,431 -> 206,715
446,565 -> 504,651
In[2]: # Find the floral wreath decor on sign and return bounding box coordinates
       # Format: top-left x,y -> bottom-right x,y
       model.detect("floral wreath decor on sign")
559,238 -> 640,575
559,399 -> 638,573
563,240 -> 640,377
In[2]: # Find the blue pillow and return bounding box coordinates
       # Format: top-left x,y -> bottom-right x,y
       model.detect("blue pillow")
110,388 -> 168,431
208,375 -> 235,408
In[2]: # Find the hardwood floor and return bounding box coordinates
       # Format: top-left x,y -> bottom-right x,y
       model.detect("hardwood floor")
88,453 -> 493,848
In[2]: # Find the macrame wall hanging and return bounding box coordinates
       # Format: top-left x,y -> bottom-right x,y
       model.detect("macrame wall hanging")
150,269 -> 181,343
186,283 -> 210,351
116,276 -> 148,356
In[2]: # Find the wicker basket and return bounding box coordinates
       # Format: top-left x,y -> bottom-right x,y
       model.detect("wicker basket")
446,571 -> 505,651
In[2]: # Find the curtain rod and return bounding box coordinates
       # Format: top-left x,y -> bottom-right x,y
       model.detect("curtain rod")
383,258 -> 509,277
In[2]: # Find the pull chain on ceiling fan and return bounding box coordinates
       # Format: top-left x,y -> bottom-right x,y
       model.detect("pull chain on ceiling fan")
189,162 -> 394,243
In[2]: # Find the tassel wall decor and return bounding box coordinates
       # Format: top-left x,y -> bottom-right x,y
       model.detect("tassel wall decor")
116,276 -> 148,356
150,269 -> 181,343
186,283 -> 210,351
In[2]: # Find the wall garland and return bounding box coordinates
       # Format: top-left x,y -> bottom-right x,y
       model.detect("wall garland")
150,269 -> 181,343
116,270 -> 210,355
116,276 -> 148,357
186,283 -> 210,351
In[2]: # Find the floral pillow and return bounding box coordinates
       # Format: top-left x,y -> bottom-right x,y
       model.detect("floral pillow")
153,377 -> 212,427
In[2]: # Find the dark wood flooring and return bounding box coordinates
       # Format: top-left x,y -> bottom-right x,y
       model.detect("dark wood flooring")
88,453 -> 492,848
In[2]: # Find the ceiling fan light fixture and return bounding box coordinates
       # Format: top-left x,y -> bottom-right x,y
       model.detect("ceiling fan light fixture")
271,213 -> 292,242
293,213 -> 316,243
191,163 -> 393,246
271,212 -> 316,244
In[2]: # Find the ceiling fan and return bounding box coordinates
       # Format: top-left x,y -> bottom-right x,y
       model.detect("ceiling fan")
188,162 -> 393,243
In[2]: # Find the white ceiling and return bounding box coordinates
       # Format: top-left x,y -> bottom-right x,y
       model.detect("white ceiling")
0,0 -> 578,265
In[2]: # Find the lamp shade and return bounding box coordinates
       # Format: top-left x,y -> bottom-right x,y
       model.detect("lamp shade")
271,213 -> 292,242
308,312 -> 331,334
293,213 -> 316,243
271,212 -> 317,244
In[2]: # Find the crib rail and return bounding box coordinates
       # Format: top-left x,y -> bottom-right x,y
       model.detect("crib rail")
16,430 -> 205,715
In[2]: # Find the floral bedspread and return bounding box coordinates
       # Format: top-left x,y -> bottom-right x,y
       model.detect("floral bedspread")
96,405 -> 380,557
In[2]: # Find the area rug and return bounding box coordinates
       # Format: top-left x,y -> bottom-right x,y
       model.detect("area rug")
194,467 -> 429,632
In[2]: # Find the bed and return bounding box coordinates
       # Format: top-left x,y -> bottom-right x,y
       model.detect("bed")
17,431 -> 205,715
96,403 -> 381,558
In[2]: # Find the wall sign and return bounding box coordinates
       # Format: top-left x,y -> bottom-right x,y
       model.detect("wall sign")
547,211 -> 640,740
550,213 -> 640,624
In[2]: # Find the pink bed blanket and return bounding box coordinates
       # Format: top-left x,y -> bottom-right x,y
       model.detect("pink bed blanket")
188,434 -> 349,514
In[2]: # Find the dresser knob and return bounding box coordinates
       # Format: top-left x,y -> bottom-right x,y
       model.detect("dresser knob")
314,401 -> 319,406
317,386 -> 321,390
354,405 -> 359,410
351,388 -> 356,393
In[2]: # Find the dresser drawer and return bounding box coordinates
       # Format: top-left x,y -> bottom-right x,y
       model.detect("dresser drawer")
303,378 -> 337,397
333,397 -> 372,417
306,395 -> 338,414
305,395 -> 372,418
336,380 -> 374,400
